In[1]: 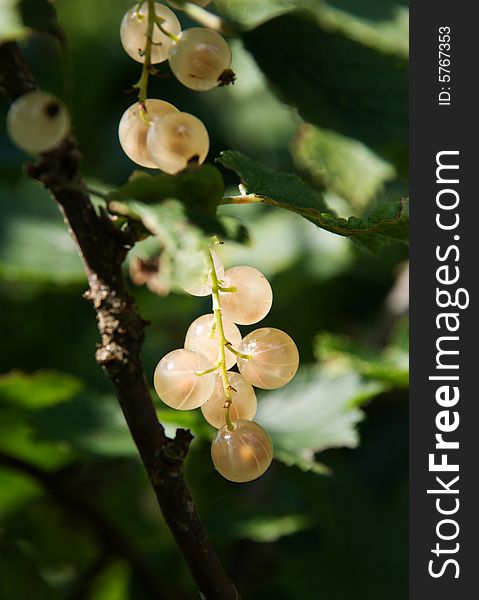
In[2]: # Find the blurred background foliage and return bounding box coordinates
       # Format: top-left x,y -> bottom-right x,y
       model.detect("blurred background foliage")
0,0 -> 408,598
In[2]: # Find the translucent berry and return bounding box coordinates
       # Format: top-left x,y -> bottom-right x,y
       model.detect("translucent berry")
168,28 -> 232,91
219,266 -> 273,325
118,99 -> 178,168
6,90 -> 70,154
177,249 -> 224,297
211,420 -> 273,482
153,349 -> 215,410
120,3 -> 181,64
202,373 -> 257,429
185,314 -> 241,370
237,328 -> 299,389
146,111 -> 210,174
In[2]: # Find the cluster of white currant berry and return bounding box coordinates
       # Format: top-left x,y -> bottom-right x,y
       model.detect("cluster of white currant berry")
118,1 -> 234,174
153,250 -> 299,483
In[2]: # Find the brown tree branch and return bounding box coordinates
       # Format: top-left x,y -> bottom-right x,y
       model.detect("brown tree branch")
0,41 -> 238,600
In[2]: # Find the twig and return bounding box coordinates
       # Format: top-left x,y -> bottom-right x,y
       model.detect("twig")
0,41 -> 238,600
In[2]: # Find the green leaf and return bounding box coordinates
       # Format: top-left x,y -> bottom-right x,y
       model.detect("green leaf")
0,407 -> 74,469
241,10 -> 408,164
0,370 -> 83,409
156,406 -> 213,441
256,366 -> 384,473
0,538 -> 58,600
219,151 -> 329,212
232,514 -> 313,543
216,0 -> 408,54
32,394 -> 136,457
109,164 -> 225,215
19,0 -> 64,40
0,181 -> 85,284
109,165 -> 250,293
293,124 -> 396,210
218,150 -> 409,252
0,0 -> 27,43
315,326 -> 409,390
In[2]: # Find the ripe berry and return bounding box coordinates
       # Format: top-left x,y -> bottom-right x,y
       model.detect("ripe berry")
168,28 -> 233,91
120,3 -> 181,64
185,313 -> 242,370
6,90 -> 70,154
118,99 -> 178,168
154,349 -> 215,410
220,266 -> 273,325
146,111 -> 210,174
211,420 -> 273,482
237,328 -> 299,389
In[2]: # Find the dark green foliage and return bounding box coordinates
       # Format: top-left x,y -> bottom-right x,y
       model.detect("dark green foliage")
0,0 -> 408,597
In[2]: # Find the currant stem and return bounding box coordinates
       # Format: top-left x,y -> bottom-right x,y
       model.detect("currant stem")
196,361 -> 220,377
154,16 -> 180,43
137,0 -> 156,110
205,249 -> 234,430
225,342 -> 251,361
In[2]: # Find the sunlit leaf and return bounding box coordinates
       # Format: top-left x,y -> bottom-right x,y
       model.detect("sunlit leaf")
0,0 -> 27,43
256,367 -> 384,473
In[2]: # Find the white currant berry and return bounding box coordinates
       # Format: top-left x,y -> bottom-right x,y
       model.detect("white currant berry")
219,266 -> 273,325
120,3 -> 181,64
168,28 -> 233,91
6,90 -> 70,154
211,420 -> 273,483
146,111 -> 210,174
177,249 -> 224,297
118,99 -> 178,168
202,373 -> 257,429
237,328 -> 299,389
153,349 -> 215,410
185,313 -> 241,370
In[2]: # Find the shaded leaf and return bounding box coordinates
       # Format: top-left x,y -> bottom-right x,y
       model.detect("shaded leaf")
0,182 -> 84,284
0,538 -> 58,600
218,150 -> 409,252
19,0 -> 64,41
0,370 -> 83,409
315,326 -> 409,390
109,164 -> 225,215
216,0 -> 408,55
108,165 -> 250,294
242,10 -> 408,166
233,514 -> 313,543
0,407 -> 74,469
293,124 -> 396,210
256,366 -> 384,473
32,394 -> 136,457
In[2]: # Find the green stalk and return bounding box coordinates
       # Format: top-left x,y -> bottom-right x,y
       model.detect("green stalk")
136,0 -> 156,116
205,249 -> 235,430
